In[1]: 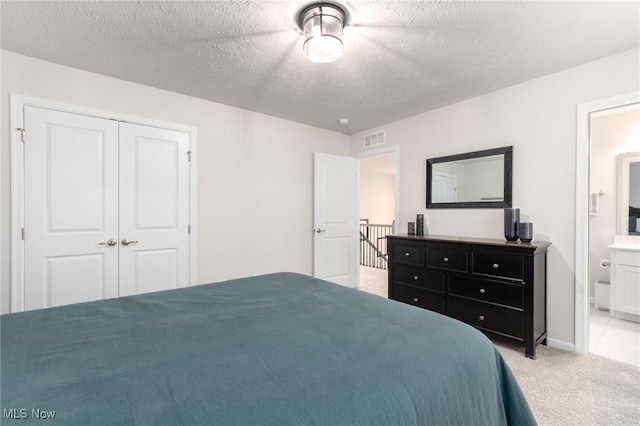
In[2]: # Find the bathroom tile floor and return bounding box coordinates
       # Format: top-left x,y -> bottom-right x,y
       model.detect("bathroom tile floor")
589,305 -> 640,368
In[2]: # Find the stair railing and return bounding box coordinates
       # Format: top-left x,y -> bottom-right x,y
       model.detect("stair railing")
359,220 -> 393,270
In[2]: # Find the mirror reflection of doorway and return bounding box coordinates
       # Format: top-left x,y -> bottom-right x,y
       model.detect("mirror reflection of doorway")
432,173 -> 457,202
588,103 -> 640,367
357,151 -> 396,298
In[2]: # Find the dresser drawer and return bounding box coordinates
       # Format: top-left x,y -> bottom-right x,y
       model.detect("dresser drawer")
472,251 -> 524,281
393,245 -> 425,266
391,284 -> 446,314
449,276 -> 523,309
448,298 -> 524,340
393,265 -> 445,293
428,247 -> 467,272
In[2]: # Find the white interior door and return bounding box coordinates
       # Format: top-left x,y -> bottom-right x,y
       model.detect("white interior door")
433,173 -> 457,202
313,153 -> 358,288
118,123 -> 190,296
23,106 -> 119,310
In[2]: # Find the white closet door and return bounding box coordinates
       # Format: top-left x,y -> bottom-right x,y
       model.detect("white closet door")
23,106 -> 119,310
118,123 -> 190,296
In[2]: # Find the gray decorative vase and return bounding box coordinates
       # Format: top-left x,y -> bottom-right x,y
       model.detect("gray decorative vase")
416,214 -> 424,235
519,222 -> 533,243
504,208 -> 520,241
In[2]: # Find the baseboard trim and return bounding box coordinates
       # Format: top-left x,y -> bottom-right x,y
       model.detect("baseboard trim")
546,338 -> 575,353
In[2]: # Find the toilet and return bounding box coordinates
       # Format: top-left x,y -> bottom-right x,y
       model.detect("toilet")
595,280 -> 610,311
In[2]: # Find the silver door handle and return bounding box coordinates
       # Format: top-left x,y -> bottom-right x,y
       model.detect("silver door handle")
98,239 -> 117,247
121,239 -> 139,246
314,228 -> 326,234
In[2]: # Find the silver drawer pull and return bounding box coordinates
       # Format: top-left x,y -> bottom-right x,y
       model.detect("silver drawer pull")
413,275 -> 419,281
479,315 -> 485,321
443,257 -> 449,262
492,263 -> 499,269
413,297 -> 419,302
479,288 -> 486,294
405,252 -> 411,257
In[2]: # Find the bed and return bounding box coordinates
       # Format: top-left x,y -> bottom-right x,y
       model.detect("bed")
1,272 -> 536,425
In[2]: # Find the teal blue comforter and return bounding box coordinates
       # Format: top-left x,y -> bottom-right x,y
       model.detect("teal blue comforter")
1,272 -> 535,425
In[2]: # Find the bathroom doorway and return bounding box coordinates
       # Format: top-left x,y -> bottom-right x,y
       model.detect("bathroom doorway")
354,147 -> 399,298
587,103 -> 640,367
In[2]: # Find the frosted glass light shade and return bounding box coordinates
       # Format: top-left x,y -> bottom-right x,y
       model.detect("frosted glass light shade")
304,34 -> 343,63
300,4 -> 345,63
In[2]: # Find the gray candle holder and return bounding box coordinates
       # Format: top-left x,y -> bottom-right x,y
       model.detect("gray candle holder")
519,222 -> 533,243
408,222 -> 415,235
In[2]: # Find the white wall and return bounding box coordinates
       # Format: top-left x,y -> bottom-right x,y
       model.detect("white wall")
0,50 -> 351,314
590,109 -> 640,296
350,48 -> 640,347
359,170 -> 395,224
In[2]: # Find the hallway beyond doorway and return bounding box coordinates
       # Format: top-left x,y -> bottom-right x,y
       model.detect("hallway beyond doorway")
358,266 -> 387,298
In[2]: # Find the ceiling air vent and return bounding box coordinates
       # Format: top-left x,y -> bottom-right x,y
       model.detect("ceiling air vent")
364,131 -> 385,148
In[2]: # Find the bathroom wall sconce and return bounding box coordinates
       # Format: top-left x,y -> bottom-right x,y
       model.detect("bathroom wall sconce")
297,3 -> 347,63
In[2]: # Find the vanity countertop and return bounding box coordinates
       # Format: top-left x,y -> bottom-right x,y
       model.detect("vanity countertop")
609,235 -> 640,252
609,242 -> 640,252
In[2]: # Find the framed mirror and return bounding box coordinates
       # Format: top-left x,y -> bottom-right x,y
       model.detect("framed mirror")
426,146 -> 513,209
616,152 -> 640,236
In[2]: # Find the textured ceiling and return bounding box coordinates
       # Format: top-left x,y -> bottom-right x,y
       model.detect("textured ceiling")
2,1 -> 639,135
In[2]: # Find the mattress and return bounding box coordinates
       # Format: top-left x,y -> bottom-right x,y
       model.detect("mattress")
1,272 -> 535,425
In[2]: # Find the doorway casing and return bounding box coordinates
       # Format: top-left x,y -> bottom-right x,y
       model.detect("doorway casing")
574,90 -> 640,354
353,145 -> 400,292
353,145 -> 400,235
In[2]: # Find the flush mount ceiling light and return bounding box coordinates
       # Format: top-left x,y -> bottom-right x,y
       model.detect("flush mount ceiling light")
297,3 -> 347,63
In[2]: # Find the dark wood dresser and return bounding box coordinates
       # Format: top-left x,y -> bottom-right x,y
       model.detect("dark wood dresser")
387,234 -> 551,358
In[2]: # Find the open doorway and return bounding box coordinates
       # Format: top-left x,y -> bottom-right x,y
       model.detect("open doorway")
576,92 -> 639,356
588,104 -> 640,367
355,148 -> 398,298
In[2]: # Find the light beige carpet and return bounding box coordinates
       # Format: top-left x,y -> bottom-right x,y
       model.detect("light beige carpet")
495,342 -> 640,426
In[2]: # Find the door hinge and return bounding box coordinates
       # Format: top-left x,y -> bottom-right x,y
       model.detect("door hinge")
187,151 -> 192,162
188,224 -> 191,234
18,128 -> 25,143
21,227 -> 25,240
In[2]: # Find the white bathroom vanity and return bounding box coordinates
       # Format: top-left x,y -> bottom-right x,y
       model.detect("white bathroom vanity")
609,236 -> 640,322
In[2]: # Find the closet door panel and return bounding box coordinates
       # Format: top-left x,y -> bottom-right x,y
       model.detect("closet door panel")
118,123 -> 190,296
23,106 -> 119,310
